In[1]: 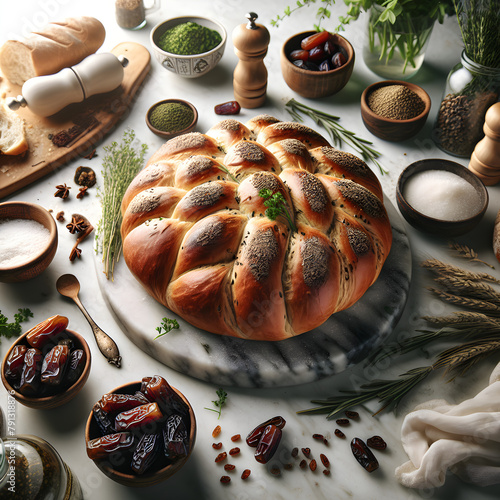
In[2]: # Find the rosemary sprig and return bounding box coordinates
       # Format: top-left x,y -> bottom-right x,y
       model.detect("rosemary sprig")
96,130 -> 148,280
285,99 -> 387,175
448,242 -> 495,269
259,188 -> 298,232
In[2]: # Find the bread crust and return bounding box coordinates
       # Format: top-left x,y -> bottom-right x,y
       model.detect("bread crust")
121,117 -> 393,340
0,17 -> 105,86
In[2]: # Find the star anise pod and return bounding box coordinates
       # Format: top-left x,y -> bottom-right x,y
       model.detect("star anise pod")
56,211 -> 65,222
66,216 -> 88,234
54,183 -> 71,199
69,246 -> 82,261
76,186 -> 89,199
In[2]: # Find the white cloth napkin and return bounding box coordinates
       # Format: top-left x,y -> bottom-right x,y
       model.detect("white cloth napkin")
395,362 -> 500,489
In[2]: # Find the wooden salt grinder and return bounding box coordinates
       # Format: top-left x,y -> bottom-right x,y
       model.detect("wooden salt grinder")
232,12 -> 270,108
469,102 -> 500,186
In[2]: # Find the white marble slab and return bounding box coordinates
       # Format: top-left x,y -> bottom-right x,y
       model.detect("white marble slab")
96,200 -> 411,387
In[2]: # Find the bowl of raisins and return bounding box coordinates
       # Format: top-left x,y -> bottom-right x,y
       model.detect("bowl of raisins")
85,375 -> 196,487
1,315 -> 91,410
281,30 -> 355,98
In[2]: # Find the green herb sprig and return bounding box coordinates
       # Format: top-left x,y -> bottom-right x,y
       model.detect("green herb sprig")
204,388 -> 228,419
259,188 -> 298,232
96,129 -> 148,280
0,308 -> 33,342
285,99 -> 387,175
155,317 -> 180,339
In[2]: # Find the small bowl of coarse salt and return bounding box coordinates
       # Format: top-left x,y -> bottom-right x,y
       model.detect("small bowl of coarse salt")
0,201 -> 58,283
396,159 -> 489,237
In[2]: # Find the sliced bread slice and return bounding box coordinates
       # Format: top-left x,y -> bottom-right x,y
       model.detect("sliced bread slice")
0,105 -> 28,155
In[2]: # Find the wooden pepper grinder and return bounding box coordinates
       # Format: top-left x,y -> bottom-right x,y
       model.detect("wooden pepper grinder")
232,12 -> 270,108
469,102 -> 500,186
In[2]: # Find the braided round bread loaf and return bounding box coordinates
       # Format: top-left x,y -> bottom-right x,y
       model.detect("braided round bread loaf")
121,115 -> 392,341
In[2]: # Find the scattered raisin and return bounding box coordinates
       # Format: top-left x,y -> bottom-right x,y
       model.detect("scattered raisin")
323,469 -> 331,476
241,469 -> 251,480
320,454 -> 330,468
215,452 -> 227,463
291,447 -> 299,457
220,475 -> 231,484
212,442 -> 222,449
299,459 -> 307,469
231,434 -> 241,442
270,466 -> 281,476
336,418 -> 350,427
312,434 -> 324,441
224,464 -> 235,471
229,447 -> 240,456
323,438 -> 329,446
212,425 -> 221,438
301,447 -> 311,458
334,429 -> 346,439
345,410 -> 359,420
367,435 -> 387,450
309,459 -> 317,471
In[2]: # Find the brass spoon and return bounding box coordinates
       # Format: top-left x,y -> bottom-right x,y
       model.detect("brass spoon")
56,273 -> 122,368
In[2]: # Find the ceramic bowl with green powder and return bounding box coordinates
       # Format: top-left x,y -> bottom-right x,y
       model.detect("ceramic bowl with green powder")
151,16 -> 227,78
146,99 -> 198,139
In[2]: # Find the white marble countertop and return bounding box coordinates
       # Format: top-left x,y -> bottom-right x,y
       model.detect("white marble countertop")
1,1 -> 500,499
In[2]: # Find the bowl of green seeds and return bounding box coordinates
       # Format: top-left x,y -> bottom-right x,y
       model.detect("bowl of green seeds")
146,99 -> 198,139
150,16 -> 227,78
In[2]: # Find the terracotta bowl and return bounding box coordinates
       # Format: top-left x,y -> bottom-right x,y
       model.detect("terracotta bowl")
150,16 -> 226,78
281,31 -> 355,98
396,159 -> 489,237
146,99 -> 198,139
361,80 -> 431,142
1,328 -> 91,410
0,201 -> 57,283
85,380 -> 196,487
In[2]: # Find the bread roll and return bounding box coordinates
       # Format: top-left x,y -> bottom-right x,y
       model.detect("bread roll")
0,17 -> 105,86
121,117 -> 392,341
0,104 -> 28,155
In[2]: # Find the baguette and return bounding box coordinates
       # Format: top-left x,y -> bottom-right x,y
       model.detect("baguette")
0,104 -> 28,155
0,17 -> 105,86
494,209 -> 500,264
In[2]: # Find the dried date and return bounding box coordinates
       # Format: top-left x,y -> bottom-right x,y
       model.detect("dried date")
99,393 -> 150,414
4,345 -> 27,384
254,424 -> 282,464
93,404 -> 115,436
163,413 -> 189,459
65,349 -> 86,386
86,432 -> 135,460
351,438 -> 379,473
141,375 -> 188,419
25,315 -> 69,349
115,402 -> 164,433
367,435 -> 387,450
300,31 -> 330,51
131,432 -> 162,475
18,348 -> 43,397
214,101 -> 241,115
246,416 -> 286,447
41,345 -> 69,386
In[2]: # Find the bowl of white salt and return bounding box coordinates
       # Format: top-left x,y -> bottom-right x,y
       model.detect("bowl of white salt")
396,159 -> 489,237
0,201 -> 58,283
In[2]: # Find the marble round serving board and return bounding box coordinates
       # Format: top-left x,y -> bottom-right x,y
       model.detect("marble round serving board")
96,200 -> 411,388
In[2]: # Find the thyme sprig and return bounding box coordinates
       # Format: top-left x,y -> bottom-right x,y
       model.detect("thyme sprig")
0,308 -> 33,342
285,99 -> 387,175
204,388 -> 228,419
96,130 -> 148,280
259,188 -> 298,232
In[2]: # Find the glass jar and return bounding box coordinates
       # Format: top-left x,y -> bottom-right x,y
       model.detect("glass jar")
433,51 -> 500,157
0,435 -> 83,499
363,4 -> 435,80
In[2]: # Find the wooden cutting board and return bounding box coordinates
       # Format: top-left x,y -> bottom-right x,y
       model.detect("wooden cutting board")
0,42 -> 151,199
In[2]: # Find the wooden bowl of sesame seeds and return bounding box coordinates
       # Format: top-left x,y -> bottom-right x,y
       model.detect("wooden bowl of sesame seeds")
360,80 -> 431,142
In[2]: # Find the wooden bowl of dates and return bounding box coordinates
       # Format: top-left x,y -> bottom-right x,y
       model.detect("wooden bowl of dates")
85,376 -> 196,487
280,30 -> 354,98
360,80 -> 431,142
1,315 -> 91,410
0,201 -> 58,283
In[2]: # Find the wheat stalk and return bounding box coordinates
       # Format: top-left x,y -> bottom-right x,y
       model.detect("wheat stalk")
448,242 -> 495,268
423,312 -> 500,328
428,288 -> 500,316
432,277 -> 500,305
421,259 -> 500,283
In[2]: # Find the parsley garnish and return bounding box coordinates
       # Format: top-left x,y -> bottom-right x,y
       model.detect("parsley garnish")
0,308 -> 33,342
154,317 -> 180,339
204,388 -> 228,419
259,188 -> 298,232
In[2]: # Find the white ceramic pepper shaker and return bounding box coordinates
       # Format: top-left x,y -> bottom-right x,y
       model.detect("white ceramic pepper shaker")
469,102 -> 500,186
232,12 -> 270,108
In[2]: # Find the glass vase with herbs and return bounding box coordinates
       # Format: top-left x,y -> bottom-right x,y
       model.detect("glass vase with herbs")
433,0 -> 500,158
272,0 -> 455,80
